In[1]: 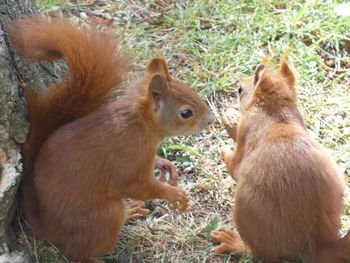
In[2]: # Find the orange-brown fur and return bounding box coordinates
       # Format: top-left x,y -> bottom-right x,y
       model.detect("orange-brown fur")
8,17 -> 212,263
212,56 -> 350,263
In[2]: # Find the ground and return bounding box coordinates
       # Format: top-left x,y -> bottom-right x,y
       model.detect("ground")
17,0 -> 350,262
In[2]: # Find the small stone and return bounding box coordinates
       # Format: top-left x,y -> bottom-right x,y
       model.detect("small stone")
80,12 -> 88,20
325,59 -> 335,67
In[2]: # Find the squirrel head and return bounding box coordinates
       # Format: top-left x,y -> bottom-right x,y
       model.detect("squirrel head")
136,57 -> 213,137
238,54 -> 296,113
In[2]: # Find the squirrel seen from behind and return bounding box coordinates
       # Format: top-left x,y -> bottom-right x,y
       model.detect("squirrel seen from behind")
8,16 -> 213,263
211,55 -> 350,263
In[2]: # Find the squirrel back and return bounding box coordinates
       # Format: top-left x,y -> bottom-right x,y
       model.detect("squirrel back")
221,55 -> 350,262
8,17 -> 129,179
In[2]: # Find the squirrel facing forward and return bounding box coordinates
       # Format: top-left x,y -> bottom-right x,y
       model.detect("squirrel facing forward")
8,17 -> 213,263
211,55 -> 350,263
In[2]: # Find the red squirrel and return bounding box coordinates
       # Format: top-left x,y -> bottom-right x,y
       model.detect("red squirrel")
211,55 -> 350,263
8,17 -> 213,263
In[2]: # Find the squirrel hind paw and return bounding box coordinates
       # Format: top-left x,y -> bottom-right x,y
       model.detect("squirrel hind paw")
210,227 -> 247,254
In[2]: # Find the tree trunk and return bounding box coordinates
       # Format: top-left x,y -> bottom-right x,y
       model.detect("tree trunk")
0,1 -> 63,261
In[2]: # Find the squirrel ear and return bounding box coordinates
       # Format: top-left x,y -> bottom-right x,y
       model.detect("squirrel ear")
147,57 -> 170,81
148,74 -> 169,110
279,54 -> 295,88
253,64 -> 266,87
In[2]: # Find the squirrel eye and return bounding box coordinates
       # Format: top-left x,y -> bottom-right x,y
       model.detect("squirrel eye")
180,109 -> 193,119
238,86 -> 243,95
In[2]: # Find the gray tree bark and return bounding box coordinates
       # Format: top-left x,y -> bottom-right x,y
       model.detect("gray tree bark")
0,1 -> 63,261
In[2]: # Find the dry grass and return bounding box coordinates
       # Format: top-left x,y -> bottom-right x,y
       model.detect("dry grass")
20,0 -> 350,262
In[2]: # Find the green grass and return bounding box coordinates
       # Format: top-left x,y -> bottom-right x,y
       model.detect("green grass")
24,0 -> 350,262
34,0 -> 62,11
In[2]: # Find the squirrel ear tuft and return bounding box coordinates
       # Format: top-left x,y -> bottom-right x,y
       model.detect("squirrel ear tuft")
253,64 -> 266,87
279,53 -> 295,88
147,57 -> 170,81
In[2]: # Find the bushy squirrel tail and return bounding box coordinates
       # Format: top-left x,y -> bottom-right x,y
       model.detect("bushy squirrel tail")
312,230 -> 350,263
8,16 -> 129,178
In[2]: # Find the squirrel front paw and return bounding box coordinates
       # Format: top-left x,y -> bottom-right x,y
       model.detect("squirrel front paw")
223,108 -> 239,141
155,158 -> 179,186
165,186 -> 189,212
221,145 -> 235,165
